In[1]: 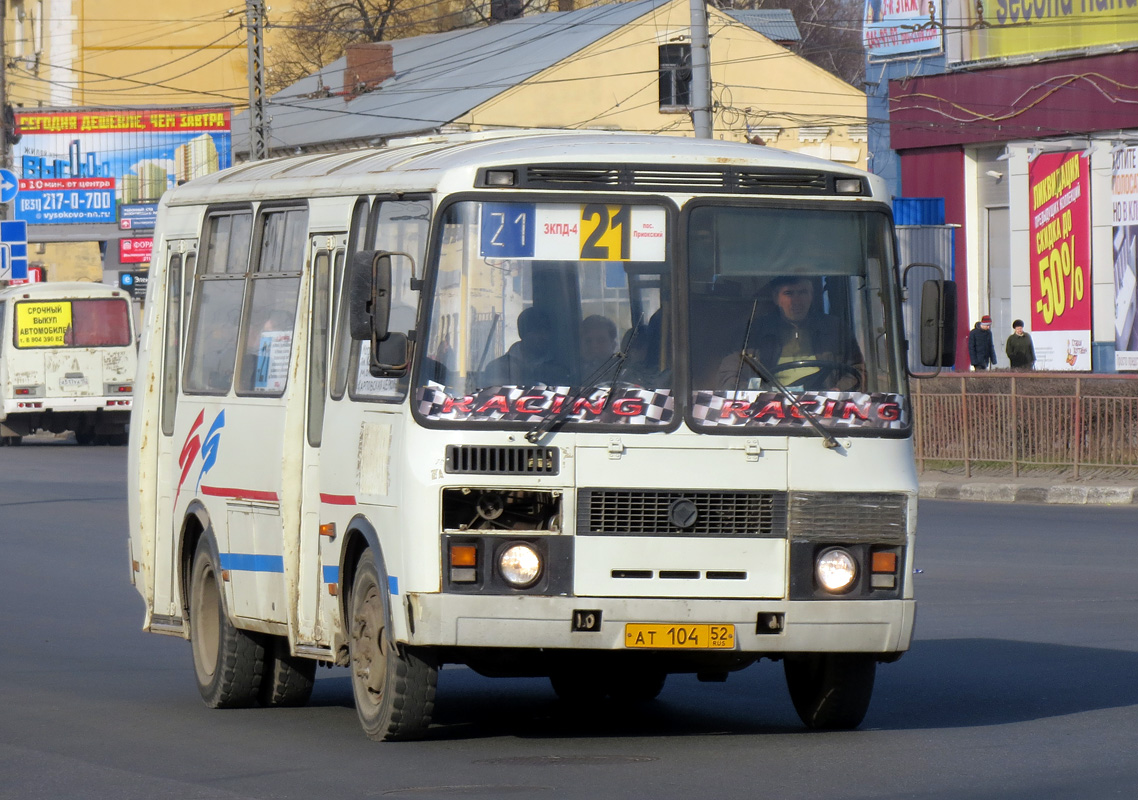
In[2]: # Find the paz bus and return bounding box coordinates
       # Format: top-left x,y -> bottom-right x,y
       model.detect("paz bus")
127,130 -> 953,740
1,281 -> 134,445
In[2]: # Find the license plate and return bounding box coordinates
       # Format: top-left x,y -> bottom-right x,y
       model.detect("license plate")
624,623 -> 735,650
60,377 -> 87,388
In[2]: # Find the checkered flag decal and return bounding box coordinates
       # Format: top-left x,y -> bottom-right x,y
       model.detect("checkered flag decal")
417,384 -> 674,425
691,391 -> 907,429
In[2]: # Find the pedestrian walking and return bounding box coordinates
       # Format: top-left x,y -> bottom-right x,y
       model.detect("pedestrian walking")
1005,319 -> 1035,371
968,315 -> 998,370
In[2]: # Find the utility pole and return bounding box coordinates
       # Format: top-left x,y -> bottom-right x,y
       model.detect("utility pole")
1,0 -> 9,220
245,0 -> 268,161
689,0 -> 713,139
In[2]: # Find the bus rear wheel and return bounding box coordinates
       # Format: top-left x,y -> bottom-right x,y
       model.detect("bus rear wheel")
783,653 -> 876,730
348,550 -> 436,741
189,540 -> 265,708
260,635 -> 316,707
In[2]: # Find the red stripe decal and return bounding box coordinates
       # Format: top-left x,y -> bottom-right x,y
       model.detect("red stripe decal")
320,493 -> 357,505
200,485 -> 279,502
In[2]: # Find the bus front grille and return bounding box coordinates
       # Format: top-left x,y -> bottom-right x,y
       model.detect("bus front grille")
578,489 -> 787,537
445,445 -> 559,475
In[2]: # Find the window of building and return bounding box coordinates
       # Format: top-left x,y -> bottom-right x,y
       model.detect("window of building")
659,43 -> 692,110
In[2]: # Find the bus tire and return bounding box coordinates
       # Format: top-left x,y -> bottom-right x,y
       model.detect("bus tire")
260,635 -> 316,708
783,653 -> 876,730
75,428 -> 95,446
189,540 -> 265,708
348,549 -> 436,741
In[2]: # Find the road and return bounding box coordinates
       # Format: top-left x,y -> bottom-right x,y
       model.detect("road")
2,440 -> 1137,799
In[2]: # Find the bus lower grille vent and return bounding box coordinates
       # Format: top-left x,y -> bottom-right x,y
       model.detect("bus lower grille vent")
445,445 -> 559,475
578,489 -> 787,537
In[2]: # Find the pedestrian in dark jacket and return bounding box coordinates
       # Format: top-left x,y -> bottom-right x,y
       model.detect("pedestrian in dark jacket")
968,315 -> 997,370
1005,319 -> 1035,370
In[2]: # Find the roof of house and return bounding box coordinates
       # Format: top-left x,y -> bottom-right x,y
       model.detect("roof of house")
235,0 -> 672,155
723,9 -> 801,43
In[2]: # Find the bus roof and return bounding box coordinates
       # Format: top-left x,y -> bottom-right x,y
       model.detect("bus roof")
164,129 -> 882,207
0,281 -> 130,302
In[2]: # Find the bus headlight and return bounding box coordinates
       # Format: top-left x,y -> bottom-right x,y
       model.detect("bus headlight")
498,543 -> 542,588
816,547 -> 858,593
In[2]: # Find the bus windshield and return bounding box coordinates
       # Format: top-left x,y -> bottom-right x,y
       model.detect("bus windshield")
416,199 -> 674,428
686,204 -> 906,431
14,297 -> 133,349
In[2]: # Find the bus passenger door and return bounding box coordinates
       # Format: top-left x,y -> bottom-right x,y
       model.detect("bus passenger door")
296,235 -> 345,649
153,240 -> 196,620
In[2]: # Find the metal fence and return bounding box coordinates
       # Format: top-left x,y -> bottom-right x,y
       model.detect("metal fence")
912,373 -> 1138,477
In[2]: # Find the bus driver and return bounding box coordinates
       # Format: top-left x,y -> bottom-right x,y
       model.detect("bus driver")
716,275 -> 863,392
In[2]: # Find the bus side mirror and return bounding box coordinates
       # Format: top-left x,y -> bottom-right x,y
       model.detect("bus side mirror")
919,278 -> 957,367
349,250 -> 392,342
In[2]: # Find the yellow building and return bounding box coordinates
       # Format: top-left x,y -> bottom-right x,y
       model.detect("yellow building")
237,0 -> 867,170
2,0 -> 297,282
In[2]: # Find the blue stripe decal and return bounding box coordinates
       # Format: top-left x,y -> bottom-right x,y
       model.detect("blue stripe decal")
322,565 -> 339,584
388,576 -> 399,596
219,553 -> 285,573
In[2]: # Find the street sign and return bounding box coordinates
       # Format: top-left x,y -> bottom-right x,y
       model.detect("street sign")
118,270 -> 149,299
0,168 -> 19,203
0,219 -> 29,281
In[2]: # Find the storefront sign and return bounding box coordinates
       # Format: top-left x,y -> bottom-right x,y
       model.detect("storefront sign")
1113,145 -> 1138,371
863,0 -> 942,58
1028,151 -> 1091,371
960,1 -> 1138,62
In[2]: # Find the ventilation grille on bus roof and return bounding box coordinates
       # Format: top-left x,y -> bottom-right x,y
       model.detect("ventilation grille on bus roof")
476,164 -> 850,195
445,445 -> 560,475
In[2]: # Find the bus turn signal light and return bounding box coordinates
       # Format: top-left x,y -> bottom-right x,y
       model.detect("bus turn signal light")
871,551 -> 897,573
450,544 -> 478,583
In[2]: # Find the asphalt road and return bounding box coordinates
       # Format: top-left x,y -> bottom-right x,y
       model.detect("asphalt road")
2,440 -> 1137,799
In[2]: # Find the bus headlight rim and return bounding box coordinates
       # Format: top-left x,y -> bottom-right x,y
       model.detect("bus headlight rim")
815,546 -> 858,593
498,542 -> 542,588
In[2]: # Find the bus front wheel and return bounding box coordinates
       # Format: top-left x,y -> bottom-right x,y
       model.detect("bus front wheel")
189,540 -> 265,708
783,653 -> 876,730
348,550 -> 437,741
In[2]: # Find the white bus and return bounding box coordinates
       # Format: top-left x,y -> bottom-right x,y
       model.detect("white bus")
128,130 -> 953,740
1,281 -> 135,446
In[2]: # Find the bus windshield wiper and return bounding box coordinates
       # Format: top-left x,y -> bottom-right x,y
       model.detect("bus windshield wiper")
732,300 -> 841,450
524,317 -> 643,444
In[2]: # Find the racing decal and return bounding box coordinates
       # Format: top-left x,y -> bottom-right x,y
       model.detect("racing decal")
690,391 -> 907,429
175,409 -> 225,502
416,385 -> 674,425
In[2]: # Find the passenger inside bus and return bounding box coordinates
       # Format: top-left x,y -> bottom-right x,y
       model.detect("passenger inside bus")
481,306 -> 572,387
578,314 -> 619,380
715,275 -> 864,392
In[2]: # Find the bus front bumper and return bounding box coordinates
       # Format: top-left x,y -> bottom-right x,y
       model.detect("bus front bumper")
405,593 -> 915,656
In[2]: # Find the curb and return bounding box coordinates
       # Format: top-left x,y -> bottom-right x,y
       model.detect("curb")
919,482 -> 1138,505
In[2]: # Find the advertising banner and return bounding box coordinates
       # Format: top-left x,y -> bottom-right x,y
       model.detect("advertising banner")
1028,151 -> 1091,371
961,3 -> 1138,62
119,237 -> 153,265
863,0 -> 942,58
11,107 -> 231,226
1114,146 -> 1138,371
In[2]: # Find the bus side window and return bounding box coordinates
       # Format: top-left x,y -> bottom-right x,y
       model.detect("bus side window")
184,211 -> 252,394
236,207 -> 307,396
161,254 -> 183,436
350,197 -> 430,402
331,199 -> 369,401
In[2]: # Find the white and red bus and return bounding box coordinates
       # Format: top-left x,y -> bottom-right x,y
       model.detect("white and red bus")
128,130 -> 952,740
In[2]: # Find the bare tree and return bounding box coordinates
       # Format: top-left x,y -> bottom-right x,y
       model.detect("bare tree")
714,0 -> 865,87
267,0 -> 569,94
